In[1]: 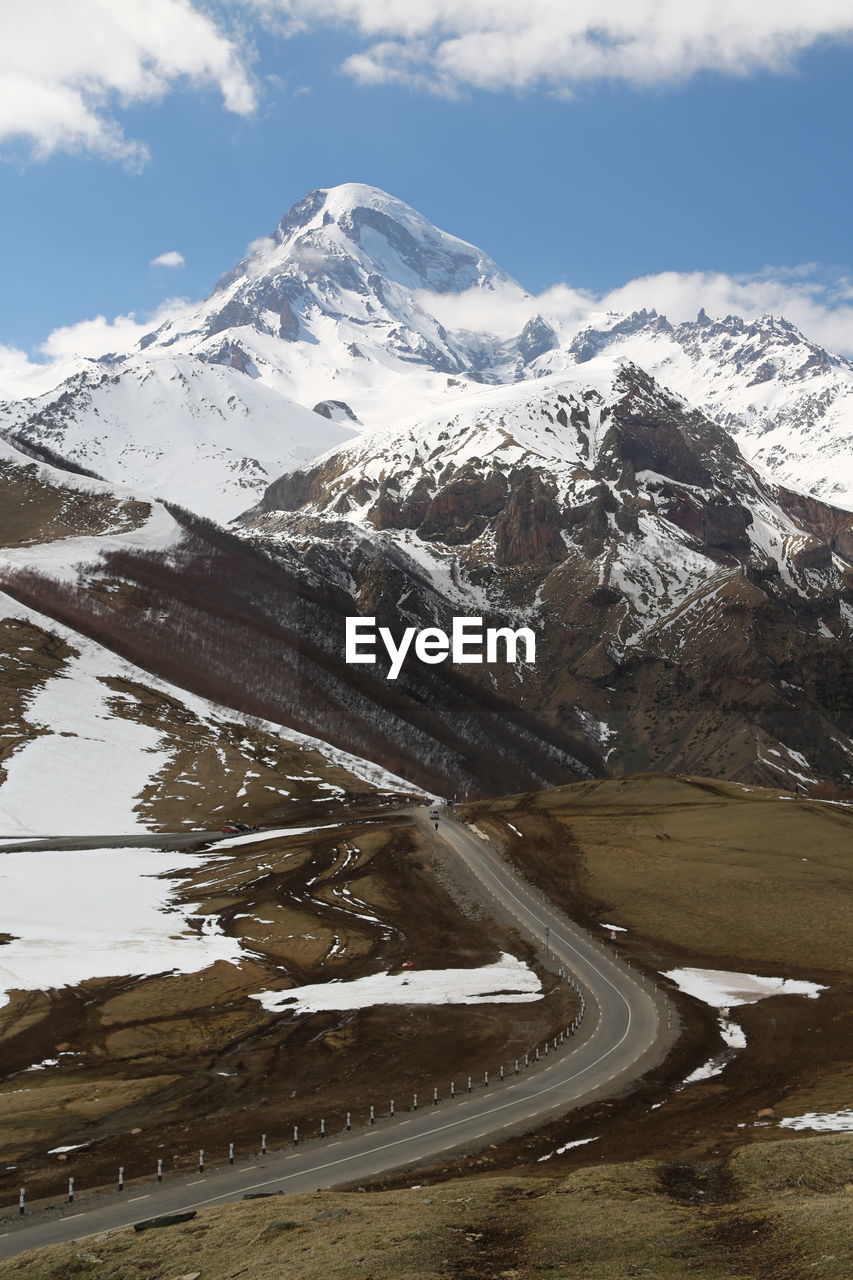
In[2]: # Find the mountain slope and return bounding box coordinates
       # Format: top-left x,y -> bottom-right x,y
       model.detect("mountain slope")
0,436 -> 420,831
242,358 -> 853,791
0,357 -> 356,520
0,433 -> 596,798
537,308 -> 853,509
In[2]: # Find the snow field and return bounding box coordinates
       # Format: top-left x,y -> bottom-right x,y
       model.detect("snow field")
0,648 -> 169,837
779,1110 -> 853,1133
664,968 -> 826,1007
0,846 -> 243,1010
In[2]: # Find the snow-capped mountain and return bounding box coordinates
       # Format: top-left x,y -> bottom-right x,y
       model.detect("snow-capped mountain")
242,358 -> 853,790
3,182 -> 853,518
535,308 -> 853,510
0,185 -> 523,517
4,180 -> 853,792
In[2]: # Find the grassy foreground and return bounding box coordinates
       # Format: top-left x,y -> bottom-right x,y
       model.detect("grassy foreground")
3,1133 -> 851,1280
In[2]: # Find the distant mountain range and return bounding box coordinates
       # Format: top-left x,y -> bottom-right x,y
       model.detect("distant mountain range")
2,184 -> 853,796
2,183 -> 853,517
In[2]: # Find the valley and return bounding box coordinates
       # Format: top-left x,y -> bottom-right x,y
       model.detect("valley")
0,182 -> 850,1276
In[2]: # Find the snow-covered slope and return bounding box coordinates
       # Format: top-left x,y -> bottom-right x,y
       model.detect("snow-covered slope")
535,309 -> 853,510
0,356 -> 356,520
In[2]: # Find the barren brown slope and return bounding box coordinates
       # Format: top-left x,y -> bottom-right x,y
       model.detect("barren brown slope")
459,774 -> 853,1170
3,1134 -> 851,1280
0,510 -> 598,799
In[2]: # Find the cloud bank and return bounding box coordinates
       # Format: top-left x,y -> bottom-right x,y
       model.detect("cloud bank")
0,300 -> 187,399
252,0 -> 853,95
417,266 -> 853,358
0,0 -> 256,167
1,263 -> 851,406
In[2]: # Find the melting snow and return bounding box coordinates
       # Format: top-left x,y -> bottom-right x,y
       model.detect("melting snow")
538,1136 -> 599,1161
779,1110 -> 853,1133
251,952 -> 542,1013
667,967 -> 824,1088
664,968 -> 826,1006
214,823 -> 351,849
0,846 -> 243,1009
0,650 -> 168,837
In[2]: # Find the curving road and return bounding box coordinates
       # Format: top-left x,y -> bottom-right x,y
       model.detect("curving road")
0,809 -> 676,1259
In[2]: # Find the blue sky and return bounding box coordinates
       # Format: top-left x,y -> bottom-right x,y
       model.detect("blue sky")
2,4 -> 853,362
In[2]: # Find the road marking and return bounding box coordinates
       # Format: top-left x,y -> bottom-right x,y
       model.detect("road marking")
127,1195 -> 150,1202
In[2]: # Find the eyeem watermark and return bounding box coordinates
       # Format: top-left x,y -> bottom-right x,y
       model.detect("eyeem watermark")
345,616 -> 536,680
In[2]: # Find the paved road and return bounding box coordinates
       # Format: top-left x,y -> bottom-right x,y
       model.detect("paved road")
0,810 -> 676,1259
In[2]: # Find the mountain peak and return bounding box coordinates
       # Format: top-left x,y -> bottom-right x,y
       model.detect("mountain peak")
221,182 -> 518,297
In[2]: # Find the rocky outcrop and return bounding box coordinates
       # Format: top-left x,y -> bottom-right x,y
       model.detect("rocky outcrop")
494,474 -> 565,565
777,487 -> 853,563
789,537 -> 833,574
519,315 -> 558,364
313,400 -> 358,422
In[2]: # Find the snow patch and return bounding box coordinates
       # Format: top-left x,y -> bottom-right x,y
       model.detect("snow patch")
0,846 -> 243,1009
251,952 -> 542,1014
538,1136 -> 599,1161
664,968 -> 826,1007
779,1110 -> 853,1133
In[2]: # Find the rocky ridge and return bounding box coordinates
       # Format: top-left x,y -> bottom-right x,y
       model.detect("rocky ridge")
242,358 -> 853,790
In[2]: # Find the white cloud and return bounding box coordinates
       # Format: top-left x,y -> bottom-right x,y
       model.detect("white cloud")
0,1 -> 256,167
0,300 -> 190,399
3,265 -> 852,409
38,299 -> 187,360
150,250 -> 186,269
249,1 -> 853,95
420,267 -> 853,357
0,345 -> 58,400
246,234 -> 277,259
